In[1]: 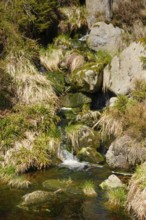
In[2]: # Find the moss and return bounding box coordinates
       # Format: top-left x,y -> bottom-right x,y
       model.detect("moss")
0,105 -> 60,150
65,124 -> 100,151
62,92 -> 91,108
47,71 -> 65,94
70,62 -> 105,92
78,147 -> 104,163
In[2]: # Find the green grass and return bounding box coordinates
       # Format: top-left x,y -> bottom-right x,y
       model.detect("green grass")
134,164 -> 146,189
105,187 -> 127,212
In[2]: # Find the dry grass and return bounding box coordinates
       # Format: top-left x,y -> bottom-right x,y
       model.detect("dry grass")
65,124 -> 94,150
15,73 -> 58,110
6,49 -> 58,110
127,163 -> 146,220
40,47 -> 63,72
96,108 -> 124,138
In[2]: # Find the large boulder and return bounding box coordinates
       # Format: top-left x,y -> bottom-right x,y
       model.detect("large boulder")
86,0 -> 113,27
87,22 -> 124,55
106,135 -> 146,170
103,42 -> 146,95
70,62 -> 104,93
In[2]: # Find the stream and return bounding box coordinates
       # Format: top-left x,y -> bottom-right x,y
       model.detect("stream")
0,155 -> 131,220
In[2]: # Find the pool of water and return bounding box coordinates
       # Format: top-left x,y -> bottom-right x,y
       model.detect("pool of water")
0,165 -> 131,220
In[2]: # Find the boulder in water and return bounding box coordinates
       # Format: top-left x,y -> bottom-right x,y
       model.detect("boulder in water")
77,147 -> 104,164
100,174 -> 124,189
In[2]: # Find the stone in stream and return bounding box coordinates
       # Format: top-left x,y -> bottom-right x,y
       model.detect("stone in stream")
100,174 -> 124,189
77,147 -> 104,164
18,190 -> 64,213
20,190 -> 52,206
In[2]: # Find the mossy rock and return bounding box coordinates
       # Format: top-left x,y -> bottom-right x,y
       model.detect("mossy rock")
77,147 -> 104,164
61,92 -> 91,108
60,107 -> 81,121
69,62 -> 104,93
47,71 -> 65,94
43,179 -> 73,191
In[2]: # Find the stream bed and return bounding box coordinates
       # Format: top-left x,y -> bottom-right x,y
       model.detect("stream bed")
0,165 -> 131,220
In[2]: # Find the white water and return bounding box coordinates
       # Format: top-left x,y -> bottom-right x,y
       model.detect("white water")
58,148 -> 89,170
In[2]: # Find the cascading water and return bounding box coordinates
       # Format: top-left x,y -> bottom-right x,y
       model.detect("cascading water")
58,126 -> 89,170
58,147 -> 89,170
57,126 -> 104,170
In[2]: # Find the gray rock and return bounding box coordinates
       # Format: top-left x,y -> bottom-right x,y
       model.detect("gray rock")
87,22 -> 124,55
100,174 -> 124,189
106,135 -> 146,170
103,42 -> 146,95
20,191 -> 51,206
109,97 -> 118,107
86,0 -> 113,27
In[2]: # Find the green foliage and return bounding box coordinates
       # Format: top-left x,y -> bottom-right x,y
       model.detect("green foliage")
96,50 -> 112,65
0,105 -> 59,150
6,0 -> 59,38
131,80 -> 146,102
105,187 -> 127,212
0,166 -> 31,188
134,164 -> 146,189
47,71 -> 65,94
99,80 -> 146,141
0,66 -> 16,109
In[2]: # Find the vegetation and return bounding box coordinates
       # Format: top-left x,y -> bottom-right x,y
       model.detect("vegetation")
98,81 -> 146,142
105,187 -> 127,212
82,180 -> 97,197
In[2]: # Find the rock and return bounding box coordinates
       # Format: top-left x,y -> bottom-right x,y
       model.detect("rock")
83,187 -> 97,197
108,97 -> 118,107
65,53 -> 85,72
100,174 -> 124,189
77,147 -> 104,164
87,22 -> 124,55
62,93 -> 91,108
70,62 -> 104,93
127,162 -> 146,220
20,191 -> 51,206
86,0 -> 113,27
103,42 -> 146,95
76,110 -> 100,127
43,179 -> 72,191
66,124 -> 101,150
106,135 -> 146,170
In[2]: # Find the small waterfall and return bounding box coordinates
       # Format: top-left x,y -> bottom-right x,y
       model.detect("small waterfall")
58,147 -> 89,170
58,126 -> 89,170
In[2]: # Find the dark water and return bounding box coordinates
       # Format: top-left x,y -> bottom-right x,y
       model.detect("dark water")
0,166 -> 131,220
